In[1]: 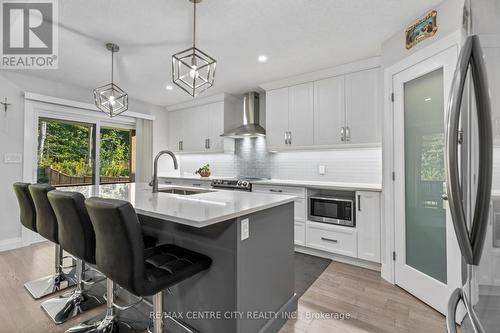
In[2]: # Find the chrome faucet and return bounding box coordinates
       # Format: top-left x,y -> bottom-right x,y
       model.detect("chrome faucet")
151,150 -> 178,193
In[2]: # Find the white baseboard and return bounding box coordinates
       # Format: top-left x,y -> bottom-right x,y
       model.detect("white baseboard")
295,245 -> 382,272
0,237 -> 22,252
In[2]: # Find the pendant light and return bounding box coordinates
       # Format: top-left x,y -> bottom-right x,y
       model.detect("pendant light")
93,43 -> 129,117
172,0 -> 216,97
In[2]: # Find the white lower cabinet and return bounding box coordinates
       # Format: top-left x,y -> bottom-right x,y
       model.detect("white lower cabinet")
294,221 -> 306,246
252,184 -> 306,246
306,222 -> 357,257
355,191 -> 381,263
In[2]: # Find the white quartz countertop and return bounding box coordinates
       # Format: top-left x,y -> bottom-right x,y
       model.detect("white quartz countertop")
59,182 -> 295,228
251,179 -> 382,191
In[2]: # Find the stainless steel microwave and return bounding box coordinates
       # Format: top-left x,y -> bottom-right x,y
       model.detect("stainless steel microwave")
308,195 -> 354,227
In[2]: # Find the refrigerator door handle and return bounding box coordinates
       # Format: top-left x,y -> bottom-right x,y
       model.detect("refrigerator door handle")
447,288 -> 485,333
445,35 -> 493,265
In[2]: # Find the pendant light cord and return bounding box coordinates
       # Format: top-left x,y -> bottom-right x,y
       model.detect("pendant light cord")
111,48 -> 114,84
193,0 -> 197,48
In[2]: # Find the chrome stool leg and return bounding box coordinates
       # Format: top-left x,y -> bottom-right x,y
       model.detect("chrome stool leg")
41,259 -> 104,324
148,291 -> 199,333
24,244 -> 77,299
65,279 -> 137,333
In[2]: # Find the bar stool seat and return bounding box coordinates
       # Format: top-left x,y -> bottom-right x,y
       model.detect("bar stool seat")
66,198 -> 211,333
142,244 -> 212,296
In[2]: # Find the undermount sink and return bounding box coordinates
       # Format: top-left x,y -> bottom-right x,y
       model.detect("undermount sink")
156,186 -> 214,195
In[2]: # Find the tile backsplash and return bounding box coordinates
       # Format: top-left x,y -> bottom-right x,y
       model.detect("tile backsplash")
172,137 -> 382,184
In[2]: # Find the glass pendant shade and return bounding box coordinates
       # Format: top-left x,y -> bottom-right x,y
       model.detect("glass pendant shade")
93,43 -> 128,117
172,46 -> 216,97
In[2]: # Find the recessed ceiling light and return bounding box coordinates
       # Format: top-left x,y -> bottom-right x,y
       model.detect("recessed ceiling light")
166,85 -> 174,90
258,55 -> 268,63
425,97 -> 432,102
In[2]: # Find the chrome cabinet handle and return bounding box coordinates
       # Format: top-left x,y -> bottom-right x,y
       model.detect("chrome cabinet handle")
288,131 -> 292,145
192,183 -> 201,187
205,138 -> 210,149
269,189 -> 283,193
345,126 -> 351,142
178,141 -> 183,151
321,237 -> 338,243
340,127 -> 345,142
445,35 -> 493,265
357,195 -> 361,211
284,132 -> 288,145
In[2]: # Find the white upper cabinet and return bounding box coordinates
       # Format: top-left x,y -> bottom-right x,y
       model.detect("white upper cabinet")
345,68 -> 381,144
166,95 -> 238,154
263,61 -> 382,151
314,76 -> 345,145
288,82 -> 314,147
266,87 -> 289,150
168,110 -> 184,152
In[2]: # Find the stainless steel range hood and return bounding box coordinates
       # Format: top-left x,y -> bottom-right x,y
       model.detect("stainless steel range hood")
221,92 -> 266,138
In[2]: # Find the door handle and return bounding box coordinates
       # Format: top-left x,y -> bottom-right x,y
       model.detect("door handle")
288,131 -> 292,145
357,195 -> 361,211
445,35 -> 493,265
446,288 -> 485,333
205,138 -> 210,149
340,127 -> 345,142
269,189 -> 283,193
345,126 -> 351,142
284,131 -> 288,145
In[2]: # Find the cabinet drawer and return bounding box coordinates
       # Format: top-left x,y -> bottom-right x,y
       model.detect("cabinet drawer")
252,185 -> 306,198
294,221 -> 306,246
306,223 -> 357,257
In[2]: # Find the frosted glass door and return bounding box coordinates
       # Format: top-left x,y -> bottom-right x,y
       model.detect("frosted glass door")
404,68 -> 447,284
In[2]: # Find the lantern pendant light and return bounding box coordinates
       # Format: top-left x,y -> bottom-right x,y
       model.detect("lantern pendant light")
93,43 -> 129,117
172,0 -> 216,97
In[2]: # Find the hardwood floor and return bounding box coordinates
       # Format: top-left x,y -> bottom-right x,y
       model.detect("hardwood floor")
0,242 -> 447,333
279,261 -> 447,333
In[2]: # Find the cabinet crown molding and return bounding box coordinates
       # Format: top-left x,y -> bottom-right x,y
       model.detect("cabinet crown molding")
166,93 -> 240,112
259,56 -> 381,91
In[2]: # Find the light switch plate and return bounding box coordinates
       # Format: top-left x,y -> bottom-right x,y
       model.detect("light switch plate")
4,153 -> 22,164
319,165 -> 326,175
241,218 -> 249,240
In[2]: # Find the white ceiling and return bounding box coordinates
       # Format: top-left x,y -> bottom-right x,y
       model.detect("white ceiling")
8,0 -> 444,107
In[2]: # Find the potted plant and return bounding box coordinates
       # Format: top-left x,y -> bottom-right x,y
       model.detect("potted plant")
195,164 -> 211,178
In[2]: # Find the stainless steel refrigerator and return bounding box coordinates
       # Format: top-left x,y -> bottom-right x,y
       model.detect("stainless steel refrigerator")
446,0 -> 500,332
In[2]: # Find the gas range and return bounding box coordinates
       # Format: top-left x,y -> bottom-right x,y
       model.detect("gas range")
210,177 -> 268,192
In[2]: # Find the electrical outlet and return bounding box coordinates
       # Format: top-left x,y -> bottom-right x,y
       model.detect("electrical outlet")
319,165 -> 326,175
241,218 -> 249,240
4,153 -> 22,164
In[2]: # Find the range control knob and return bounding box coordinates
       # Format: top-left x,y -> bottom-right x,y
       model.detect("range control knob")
242,181 -> 248,187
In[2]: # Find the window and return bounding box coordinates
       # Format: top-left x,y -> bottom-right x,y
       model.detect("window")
37,118 -> 96,186
99,126 -> 136,184
37,118 -> 136,186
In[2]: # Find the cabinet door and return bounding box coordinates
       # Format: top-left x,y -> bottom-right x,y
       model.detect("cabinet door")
183,106 -> 209,152
345,68 -> 381,144
314,76 -> 345,145
207,102 -> 224,152
168,111 -> 183,152
356,191 -> 381,263
266,87 -> 289,150
288,82 -> 314,147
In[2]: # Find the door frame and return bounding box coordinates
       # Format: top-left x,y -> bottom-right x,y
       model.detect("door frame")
392,47 -> 460,314
382,30 -> 463,284
21,94 -> 139,247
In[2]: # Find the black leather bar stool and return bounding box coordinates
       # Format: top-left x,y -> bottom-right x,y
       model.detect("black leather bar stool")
12,183 -> 76,299
67,198 -> 212,333
40,190 -> 105,324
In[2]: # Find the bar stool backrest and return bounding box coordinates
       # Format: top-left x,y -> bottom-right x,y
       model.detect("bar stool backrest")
29,184 -> 58,243
13,182 -> 37,232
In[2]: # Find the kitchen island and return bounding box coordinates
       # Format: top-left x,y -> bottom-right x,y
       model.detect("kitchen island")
61,182 -> 297,333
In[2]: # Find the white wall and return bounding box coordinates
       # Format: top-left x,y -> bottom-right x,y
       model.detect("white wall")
381,0 -> 464,69
0,71 -> 166,246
